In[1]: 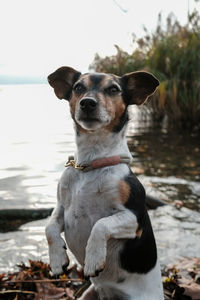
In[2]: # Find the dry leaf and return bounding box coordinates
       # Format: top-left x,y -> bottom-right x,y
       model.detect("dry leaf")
179,278 -> 200,299
34,282 -> 66,299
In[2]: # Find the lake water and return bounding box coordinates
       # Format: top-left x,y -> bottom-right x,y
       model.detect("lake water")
0,84 -> 76,209
0,84 -> 200,272
0,84 -> 199,211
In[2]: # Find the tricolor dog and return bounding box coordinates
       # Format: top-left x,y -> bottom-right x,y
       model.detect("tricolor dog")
45,66 -> 164,300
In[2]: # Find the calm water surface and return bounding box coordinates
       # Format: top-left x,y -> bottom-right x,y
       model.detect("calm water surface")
0,84 -> 75,209
0,84 -> 200,211
0,84 -> 200,273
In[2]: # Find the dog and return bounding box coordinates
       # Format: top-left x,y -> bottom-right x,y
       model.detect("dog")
45,66 -> 164,300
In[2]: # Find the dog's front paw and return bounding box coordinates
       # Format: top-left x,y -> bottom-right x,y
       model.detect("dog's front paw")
84,238 -> 106,278
49,240 -> 69,276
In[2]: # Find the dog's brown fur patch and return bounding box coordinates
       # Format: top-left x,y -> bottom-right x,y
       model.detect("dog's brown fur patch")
118,180 -> 131,204
105,97 -> 126,132
47,236 -> 53,246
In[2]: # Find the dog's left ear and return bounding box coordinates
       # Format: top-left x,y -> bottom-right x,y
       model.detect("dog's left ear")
48,66 -> 81,100
121,71 -> 159,105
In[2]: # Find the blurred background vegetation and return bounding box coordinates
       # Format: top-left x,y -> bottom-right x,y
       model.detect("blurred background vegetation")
90,6 -> 200,132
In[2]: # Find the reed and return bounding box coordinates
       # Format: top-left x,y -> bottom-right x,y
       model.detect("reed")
90,9 -> 200,131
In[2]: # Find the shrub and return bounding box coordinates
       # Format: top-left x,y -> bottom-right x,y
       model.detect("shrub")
90,9 -> 200,131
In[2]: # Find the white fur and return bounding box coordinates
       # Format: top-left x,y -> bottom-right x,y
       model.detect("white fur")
75,106 -> 112,130
75,127 -> 132,164
84,210 -> 138,277
45,203 -> 69,275
91,261 -> 163,300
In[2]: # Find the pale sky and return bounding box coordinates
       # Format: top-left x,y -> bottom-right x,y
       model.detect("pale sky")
0,0 -> 199,78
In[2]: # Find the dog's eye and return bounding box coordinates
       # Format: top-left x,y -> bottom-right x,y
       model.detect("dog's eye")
106,85 -> 121,94
73,83 -> 86,93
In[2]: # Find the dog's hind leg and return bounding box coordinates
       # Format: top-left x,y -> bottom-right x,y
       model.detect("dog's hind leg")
45,202 -> 69,275
78,284 -> 99,300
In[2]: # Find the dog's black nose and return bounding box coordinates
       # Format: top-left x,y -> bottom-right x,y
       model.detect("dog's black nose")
80,98 -> 97,111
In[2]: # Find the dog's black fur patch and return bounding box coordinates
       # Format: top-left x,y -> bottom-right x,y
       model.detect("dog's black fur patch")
89,74 -> 105,89
119,171 -> 157,274
112,109 -> 129,133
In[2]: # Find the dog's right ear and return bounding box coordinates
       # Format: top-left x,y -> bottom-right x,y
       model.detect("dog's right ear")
121,71 -> 159,105
47,66 -> 81,100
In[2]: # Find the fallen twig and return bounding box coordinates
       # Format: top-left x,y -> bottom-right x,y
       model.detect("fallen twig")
1,278 -> 84,284
0,289 -> 36,295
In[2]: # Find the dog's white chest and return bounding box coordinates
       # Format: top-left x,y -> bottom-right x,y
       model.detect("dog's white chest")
61,165 -> 129,264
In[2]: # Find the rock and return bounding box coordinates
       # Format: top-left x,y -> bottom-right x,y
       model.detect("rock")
0,208 -> 53,232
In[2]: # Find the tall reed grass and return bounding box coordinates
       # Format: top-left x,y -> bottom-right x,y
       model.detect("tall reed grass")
90,10 -> 200,131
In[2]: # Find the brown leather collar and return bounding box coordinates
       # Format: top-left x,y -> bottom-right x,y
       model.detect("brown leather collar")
65,155 -> 131,172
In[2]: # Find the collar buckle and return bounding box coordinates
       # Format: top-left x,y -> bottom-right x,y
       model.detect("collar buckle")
65,159 -> 85,170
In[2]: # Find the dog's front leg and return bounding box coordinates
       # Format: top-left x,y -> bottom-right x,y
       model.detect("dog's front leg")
45,202 -> 69,275
84,209 -> 138,277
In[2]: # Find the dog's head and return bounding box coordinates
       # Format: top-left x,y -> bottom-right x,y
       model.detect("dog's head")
48,66 -> 159,132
